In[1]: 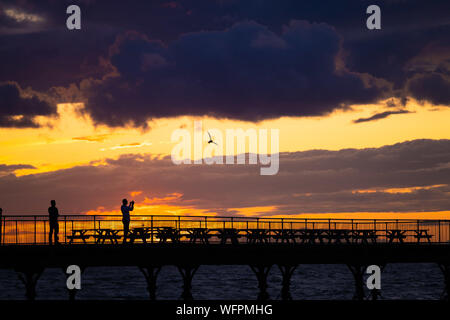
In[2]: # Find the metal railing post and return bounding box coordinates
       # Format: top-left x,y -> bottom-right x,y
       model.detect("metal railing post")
64,216 -> 67,244
438,220 -> 441,243
34,216 -> 37,244
151,215 -> 154,244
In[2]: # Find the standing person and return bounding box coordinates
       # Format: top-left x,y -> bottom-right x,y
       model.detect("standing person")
0,208 -> 3,245
121,199 -> 134,244
48,200 -> 59,245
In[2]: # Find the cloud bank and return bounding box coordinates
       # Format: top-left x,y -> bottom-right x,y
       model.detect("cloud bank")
0,139 -> 449,215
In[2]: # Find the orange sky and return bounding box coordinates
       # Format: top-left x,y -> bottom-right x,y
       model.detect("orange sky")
1,98 -> 449,219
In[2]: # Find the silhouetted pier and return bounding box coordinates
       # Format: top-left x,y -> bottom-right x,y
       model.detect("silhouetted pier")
0,215 -> 449,301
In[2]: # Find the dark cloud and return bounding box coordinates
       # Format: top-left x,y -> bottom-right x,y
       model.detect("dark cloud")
80,21 -> 387,126
352,109 -> 412,124
0,139 -> 449,215
407,73 -> 450,106
0,82 -> 55,127
0,0 -> 449,126
0,164 -> 35,173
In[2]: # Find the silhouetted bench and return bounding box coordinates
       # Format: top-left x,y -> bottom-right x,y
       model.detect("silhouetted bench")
352,230 -> 378,244
67,229 -> 91,244
325,229 -> 352,244
155,227 -> 180,243
183,228 -> 212,244
297,229 -> 326,244
272,229 -> 296,243
93,229 -> 121,244
128,227 -> 152,244
413,230 -> 433,243
213,228 -> 242,245
246,229 -> 270,244
386,230 -> 407,243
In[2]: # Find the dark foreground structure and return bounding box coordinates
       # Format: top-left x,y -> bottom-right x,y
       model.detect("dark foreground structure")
0,215 -> 449,301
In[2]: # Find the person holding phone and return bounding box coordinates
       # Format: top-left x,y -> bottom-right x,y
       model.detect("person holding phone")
121,199 -> 134,243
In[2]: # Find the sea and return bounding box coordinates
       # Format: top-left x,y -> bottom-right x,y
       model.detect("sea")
0,263 -> 444,300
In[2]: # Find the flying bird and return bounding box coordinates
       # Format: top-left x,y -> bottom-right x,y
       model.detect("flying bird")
207,131 -> 218,145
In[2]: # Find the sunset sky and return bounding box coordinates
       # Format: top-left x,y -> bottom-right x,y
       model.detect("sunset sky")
0,0 -> 449,219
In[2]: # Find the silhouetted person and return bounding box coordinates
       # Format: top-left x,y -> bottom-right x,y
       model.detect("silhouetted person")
48,200 -> 59,245
0,208 -> 2,245
121,199 -> 134,243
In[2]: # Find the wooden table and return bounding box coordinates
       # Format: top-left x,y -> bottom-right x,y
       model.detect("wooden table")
67,229 -> 91,244
94,229 -> 121,244
386,229 -> 407,243
129,227 -> 152,244
183,228 -> 211,244
155,227 -> 180,243
413,230 -> 433,243
352,230 -> 378,244
213,228 -> 241,245
246,229 -> 270,244
298,229 -> 327,244
325,229 -> 352,244
272,229 -> 296,243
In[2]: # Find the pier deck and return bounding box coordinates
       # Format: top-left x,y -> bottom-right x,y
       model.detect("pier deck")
1,215 -> 449,301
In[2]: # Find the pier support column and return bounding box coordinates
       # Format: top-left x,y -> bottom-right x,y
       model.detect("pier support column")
278,264 -> 297,301
438,263 -> 450,301
347,264 -> 365,300
138,265 -> 161,300
250,265 -> 272,301
63,265 -> 85,300
177,265 -> 199,300
15,266 -> 44,301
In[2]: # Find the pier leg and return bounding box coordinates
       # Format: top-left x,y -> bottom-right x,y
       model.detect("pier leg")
250,265 -> 271,301
278,264 -> 297,301
138,265 -> 161,300
347,264 -> 365,300
438,263 -> 450,301
15,267 -> 44,301
177,265 -> 199,300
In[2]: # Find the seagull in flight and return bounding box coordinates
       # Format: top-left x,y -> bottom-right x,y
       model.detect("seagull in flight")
207,131 -> 218,145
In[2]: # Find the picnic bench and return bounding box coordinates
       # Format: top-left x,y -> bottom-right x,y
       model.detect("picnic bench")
386,229 -> 407,243
413,230 -> 433,243
246,229 -> 270,244
128,227 -> 152,244
272,229 -> 297,243
93,228 -> 122,244
155,227 -> 180,243
183,228 -> 212,244
325,229 -> 352,244
298,229 -> 327,244
352,230 -> 378,244
67,229 -> 91,244
214,228 -> 242,245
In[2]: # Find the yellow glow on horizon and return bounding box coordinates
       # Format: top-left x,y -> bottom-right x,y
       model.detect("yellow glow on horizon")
352,184 -> 448,194
1,100 -> 450,219
1,99 -> 449,177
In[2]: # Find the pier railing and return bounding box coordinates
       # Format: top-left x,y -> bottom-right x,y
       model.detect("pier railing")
0,215 -> 449,245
